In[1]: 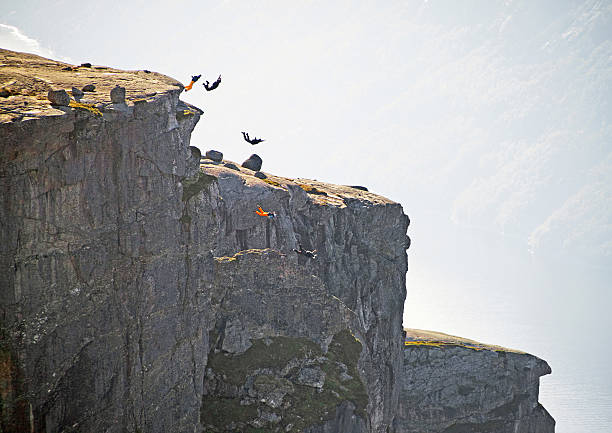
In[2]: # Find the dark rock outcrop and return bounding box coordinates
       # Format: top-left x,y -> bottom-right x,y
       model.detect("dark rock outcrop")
205,149 -> 223,162
71,86 -> 83,101
47,89 -> 70,106
223,162 -> 240,171
242,153 -> 263,171
110,85 -> 126,104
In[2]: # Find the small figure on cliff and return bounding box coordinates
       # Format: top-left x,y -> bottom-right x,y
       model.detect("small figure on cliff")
242,131 -> 265,145
204,75 -> 222,91
255,206 -> 276,218
293,244 -> 317,259
184,74 -> 201,91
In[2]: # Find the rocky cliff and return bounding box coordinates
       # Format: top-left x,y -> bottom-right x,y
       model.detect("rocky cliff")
396,330 -> 555,433
0,49 -> 552,433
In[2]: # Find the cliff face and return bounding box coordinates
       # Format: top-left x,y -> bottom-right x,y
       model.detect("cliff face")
188,161 -> 409,432
0,49 -> 553,433
0,49 -> 408,433
1,49 -> 207,433
396,330 -> 555,433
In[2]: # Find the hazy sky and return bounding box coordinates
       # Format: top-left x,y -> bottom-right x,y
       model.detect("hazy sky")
2,1 -> 611,431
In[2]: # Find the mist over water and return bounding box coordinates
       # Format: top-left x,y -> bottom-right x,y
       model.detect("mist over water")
403,216 -> 612,433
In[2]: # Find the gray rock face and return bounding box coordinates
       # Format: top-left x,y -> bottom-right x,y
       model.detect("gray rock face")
396,330 -> 555,433
183,162 -> 409,431
305,401 -> 368,433
242,153 -> 262,171
47,89 -> 70,106
297,366 -> 326,388
1,77 -> 205,433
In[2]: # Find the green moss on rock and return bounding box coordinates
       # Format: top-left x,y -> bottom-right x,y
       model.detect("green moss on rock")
200,396 -> 258,428
202,330 -> 368,431
208,336 -> 321,386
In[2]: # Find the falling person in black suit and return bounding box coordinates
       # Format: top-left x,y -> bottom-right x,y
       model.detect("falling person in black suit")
203,75 -> 222,91
293,244 -> 317,259
242,131 -> 265,145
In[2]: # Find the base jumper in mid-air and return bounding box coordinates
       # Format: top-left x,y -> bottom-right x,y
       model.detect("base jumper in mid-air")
184,74 -> 201,91
293,244 -> 317,259
255,206 -> 276,218
242,132 -> 265,145
204,75 -> 222,91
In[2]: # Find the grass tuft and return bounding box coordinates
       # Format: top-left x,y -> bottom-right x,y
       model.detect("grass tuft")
69,100 -> 102,116
263,178 -> 282,188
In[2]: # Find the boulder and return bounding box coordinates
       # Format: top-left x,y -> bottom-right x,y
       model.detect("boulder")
82,84 -> 95,92
205,150 -> 223,162
254,171 -> 267,179
242,154 -> 262,171
224,162 -> 240,171
71,87 -> 83,100
296,366 -> 326,389
47,89 -> 70,106
110,85 -> 126,104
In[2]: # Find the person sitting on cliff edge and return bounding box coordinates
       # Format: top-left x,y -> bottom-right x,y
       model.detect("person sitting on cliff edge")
184,74 -> 201,91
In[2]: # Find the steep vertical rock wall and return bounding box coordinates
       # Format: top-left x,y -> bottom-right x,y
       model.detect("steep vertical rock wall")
396,329 -> 555,433
1,50 -> 207,433
186,162 -> 409,432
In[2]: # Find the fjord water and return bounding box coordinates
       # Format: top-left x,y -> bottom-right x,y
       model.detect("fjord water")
403,220 -> 612,433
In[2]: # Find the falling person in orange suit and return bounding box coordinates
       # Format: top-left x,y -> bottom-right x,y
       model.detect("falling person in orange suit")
255,206 -> 276,218
184,74 -> 201,91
